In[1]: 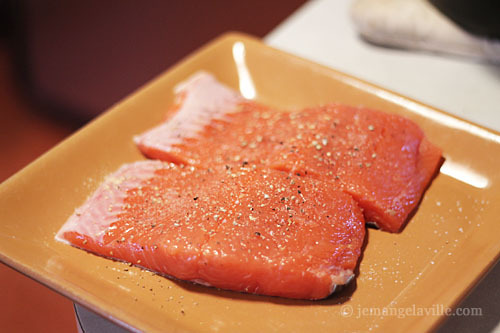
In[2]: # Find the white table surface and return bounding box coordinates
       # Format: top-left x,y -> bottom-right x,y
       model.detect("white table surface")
265,1 -> 500,332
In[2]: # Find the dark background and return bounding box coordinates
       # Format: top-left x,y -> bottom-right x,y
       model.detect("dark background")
0,1 -> 306,331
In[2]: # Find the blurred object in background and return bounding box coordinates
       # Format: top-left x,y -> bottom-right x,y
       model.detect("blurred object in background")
4,0 -> 306,123
430,0 -> 500,39
350,0 -> 500,63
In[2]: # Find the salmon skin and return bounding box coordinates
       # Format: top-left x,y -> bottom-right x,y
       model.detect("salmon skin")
57,160 -> 365,300
135,72 -> 442,232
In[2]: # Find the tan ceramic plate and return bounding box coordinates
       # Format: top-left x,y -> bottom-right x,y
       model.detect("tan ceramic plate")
1,33 -> 500,332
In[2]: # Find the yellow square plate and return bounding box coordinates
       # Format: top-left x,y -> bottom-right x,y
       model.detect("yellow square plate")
1,33 -> 500,332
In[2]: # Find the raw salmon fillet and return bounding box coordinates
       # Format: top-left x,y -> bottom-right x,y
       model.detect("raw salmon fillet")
134,72 -> 442,232
57,161 -> 365,300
